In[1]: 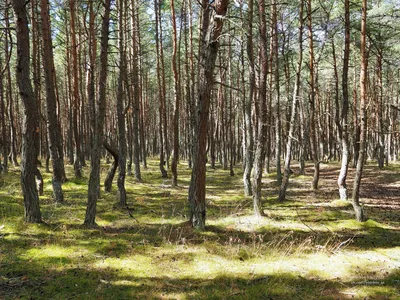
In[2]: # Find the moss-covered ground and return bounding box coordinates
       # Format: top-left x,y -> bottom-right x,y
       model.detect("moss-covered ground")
0,160 -> 399,299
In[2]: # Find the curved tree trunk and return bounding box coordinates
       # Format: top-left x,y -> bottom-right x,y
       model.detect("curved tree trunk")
103,141 -> 118,193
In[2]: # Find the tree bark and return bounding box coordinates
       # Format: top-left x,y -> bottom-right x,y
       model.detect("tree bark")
154,0 -> 168,178
40,0 -> 66,203
279,0 -> 304,202
129,0 -> 142,181
352,0 -> 367,222
252,0 -> 268,217
337,0 -> 350,201
12,0 -> 42,223
188,0 -> 229,229
69,0 -> 82,178
308,0 -> 319,191
243,0 -> 255,196
85,0 -> 111,227
104,141 -> 118,193
117,0 -> 127,206
170,0 -> 180,187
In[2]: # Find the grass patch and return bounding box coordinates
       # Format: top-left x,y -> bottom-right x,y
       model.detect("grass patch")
0,160 -> 399,299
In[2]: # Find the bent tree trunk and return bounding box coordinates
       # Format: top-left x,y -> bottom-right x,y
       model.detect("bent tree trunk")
104,141 -> 118,193
12,0 -> 42,222
188,0 -> 229,230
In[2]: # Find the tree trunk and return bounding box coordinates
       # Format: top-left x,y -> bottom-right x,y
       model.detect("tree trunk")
69,0 -> 82,178
85,0 -> 111,227
154,0 -> 168,178
188,0 -> 229,229
243,0 -> 255,196
117,0 -> 127,206
130,0 -> 142,181
40,0 -> 65,203
171,0 -> 180,187
308,0 -> 319,191
12,0 -> 42,223
337,0 -> 351,201
352,0 -> 367,222
252,0 -> 268,217
0,56 -> 7,174
279,0 -> 304,202
104,141 -> 118,193
271,0 -> 281,185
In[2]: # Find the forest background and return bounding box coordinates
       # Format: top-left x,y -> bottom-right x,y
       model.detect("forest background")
0,0 -> 399,298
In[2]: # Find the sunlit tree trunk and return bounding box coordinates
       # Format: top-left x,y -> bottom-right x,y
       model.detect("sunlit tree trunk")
40,0 -> 66,202
130,0 -> 142,181
12,0 -> 42,223
337,0 -> 351,201
117,0 -> 127,206
188,0 -> 229,229
85,0 -> 111,227
243,0 -> 255,196
69,0 -> 82,178
252,0 -> 268,217
352,0 -> 367,222
308,0 -> 319,190
171,0 -> 180,186
154,0 -> 168,178
279,0 -> 304,202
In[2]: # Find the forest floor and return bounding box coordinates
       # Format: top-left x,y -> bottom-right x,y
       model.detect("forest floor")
0,159 -> 399,299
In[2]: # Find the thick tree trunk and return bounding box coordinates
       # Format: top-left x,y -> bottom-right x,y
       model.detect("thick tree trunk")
188,0 -> 229,229
12,0 -> 42,223
41,0 -> 65,203
352,0 -> 367,222
85,0 -> 111,227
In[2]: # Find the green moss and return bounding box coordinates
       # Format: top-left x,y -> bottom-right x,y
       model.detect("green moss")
0,160 -> 399,299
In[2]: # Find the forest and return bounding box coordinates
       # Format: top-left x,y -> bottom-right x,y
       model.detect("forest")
0,0 -> 399,298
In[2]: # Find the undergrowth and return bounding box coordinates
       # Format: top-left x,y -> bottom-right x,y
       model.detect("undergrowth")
0,160 -> 399,299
